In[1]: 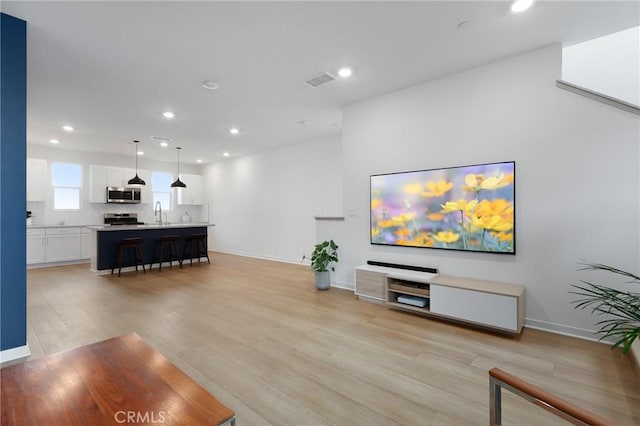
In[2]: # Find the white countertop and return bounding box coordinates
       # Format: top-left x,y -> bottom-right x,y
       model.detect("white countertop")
27,224 -> 102,229
87,222 -> 215,231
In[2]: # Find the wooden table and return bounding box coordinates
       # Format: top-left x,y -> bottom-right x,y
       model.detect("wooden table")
1,333 -> 235,425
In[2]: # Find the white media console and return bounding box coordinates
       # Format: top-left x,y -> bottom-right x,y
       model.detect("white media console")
355,264 -> 525,334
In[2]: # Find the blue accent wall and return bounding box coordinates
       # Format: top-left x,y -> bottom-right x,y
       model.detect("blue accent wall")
0,13 -> 27,351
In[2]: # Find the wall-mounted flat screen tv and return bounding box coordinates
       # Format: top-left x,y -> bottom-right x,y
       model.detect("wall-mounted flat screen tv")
370,161 -> 515,254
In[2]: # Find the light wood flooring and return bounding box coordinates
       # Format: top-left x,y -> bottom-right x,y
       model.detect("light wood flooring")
26,253 -> 639,425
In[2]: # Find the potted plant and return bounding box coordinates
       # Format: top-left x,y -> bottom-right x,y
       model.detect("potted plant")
303,240 -> 338,290
571,262 -> 640,354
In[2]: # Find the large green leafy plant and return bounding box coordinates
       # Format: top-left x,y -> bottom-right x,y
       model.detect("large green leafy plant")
571,262 -> 640,354
303,240 -> 339,272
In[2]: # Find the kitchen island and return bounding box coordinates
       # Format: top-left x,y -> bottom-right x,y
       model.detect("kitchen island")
86,223 -> 214,274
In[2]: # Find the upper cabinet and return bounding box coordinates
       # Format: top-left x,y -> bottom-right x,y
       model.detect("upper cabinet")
89,165 -> 152,203
27,158 -> 48,202
106,166 -> 134,187
136,169 -> 152,204
89,165 -> 107,203
176,174 -> 204,205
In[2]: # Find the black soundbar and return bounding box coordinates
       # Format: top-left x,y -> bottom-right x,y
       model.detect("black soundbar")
367,261 -> 438,274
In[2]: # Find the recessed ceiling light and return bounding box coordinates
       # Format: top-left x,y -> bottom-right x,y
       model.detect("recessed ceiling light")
137,151 -> 144,156
223,152 -> 230,157
338,67 -> 353,78
62,125 -> 74,132
196,159 -> 203,163
202,80 -> 220,90
50,139 -> 60,144
151,136 -> 171,147
229,128 -> 239,135
511,0 -> 533,13
163,111 -> 175,119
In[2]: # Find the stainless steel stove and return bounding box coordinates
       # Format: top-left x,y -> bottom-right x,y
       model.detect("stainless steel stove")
104,213 -> 145,226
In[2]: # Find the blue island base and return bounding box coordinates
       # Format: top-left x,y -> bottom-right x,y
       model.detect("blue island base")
95,226 -> 209,272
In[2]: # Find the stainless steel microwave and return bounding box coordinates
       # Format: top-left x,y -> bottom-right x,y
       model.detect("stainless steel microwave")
106,187 -> 141,204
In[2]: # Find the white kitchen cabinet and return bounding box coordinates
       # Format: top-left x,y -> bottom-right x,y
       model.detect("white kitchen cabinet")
27,229 -> 46,264
107,167 -> 133,187
89,165 -> 108,203
27,227 -> 88,265
137,169 -> 152,204
45,227 -> 82,263
27,158 -> 48,202
176,174 -> 203,205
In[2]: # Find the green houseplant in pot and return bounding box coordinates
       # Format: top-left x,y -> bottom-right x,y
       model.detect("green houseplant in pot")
304,240 -> 339,290
571,262 -> 640,354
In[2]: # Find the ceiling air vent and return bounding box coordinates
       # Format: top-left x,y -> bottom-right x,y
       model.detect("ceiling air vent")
304,72 -> 336,88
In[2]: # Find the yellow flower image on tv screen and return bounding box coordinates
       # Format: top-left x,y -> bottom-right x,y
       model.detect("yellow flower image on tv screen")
370,161 -> 515,254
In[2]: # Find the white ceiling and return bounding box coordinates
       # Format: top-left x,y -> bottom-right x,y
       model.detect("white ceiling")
3,1 -> 638,165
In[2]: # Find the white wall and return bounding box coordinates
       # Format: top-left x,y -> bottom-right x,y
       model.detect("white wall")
27,145 -> 204,226
562,26 -> 640,106
203,135 -> 342,264
322,44 -> 639,339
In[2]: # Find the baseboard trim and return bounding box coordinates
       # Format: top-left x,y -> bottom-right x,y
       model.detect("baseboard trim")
331,280 -> 354,291
211,249 -> 304,266
212,250 -> 354,290
0,344 -> 31,364
28,259 -> 90,269
524,318 -> 612,345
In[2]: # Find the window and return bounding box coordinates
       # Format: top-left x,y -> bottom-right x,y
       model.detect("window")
152,172 -> 172,211
52,162 -> 82,209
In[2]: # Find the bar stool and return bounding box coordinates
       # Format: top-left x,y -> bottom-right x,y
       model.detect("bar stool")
112,237 -> 145,277
182,234 -> 210,266
149,235 -> 182,271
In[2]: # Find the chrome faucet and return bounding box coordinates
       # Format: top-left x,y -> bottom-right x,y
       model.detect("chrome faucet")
154,201 -> 162,225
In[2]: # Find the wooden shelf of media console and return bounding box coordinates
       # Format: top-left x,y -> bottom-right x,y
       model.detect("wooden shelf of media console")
388,282 -> 431,298
387,277 -> 432,314
386,301 -> 430,315
355,265 -> 525,334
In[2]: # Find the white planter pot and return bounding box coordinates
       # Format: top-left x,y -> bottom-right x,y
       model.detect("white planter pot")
314,271 -> 330,291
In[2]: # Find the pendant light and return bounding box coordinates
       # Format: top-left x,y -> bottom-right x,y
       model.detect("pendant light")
170,146 -> 186,188
127,140 -> 146,186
